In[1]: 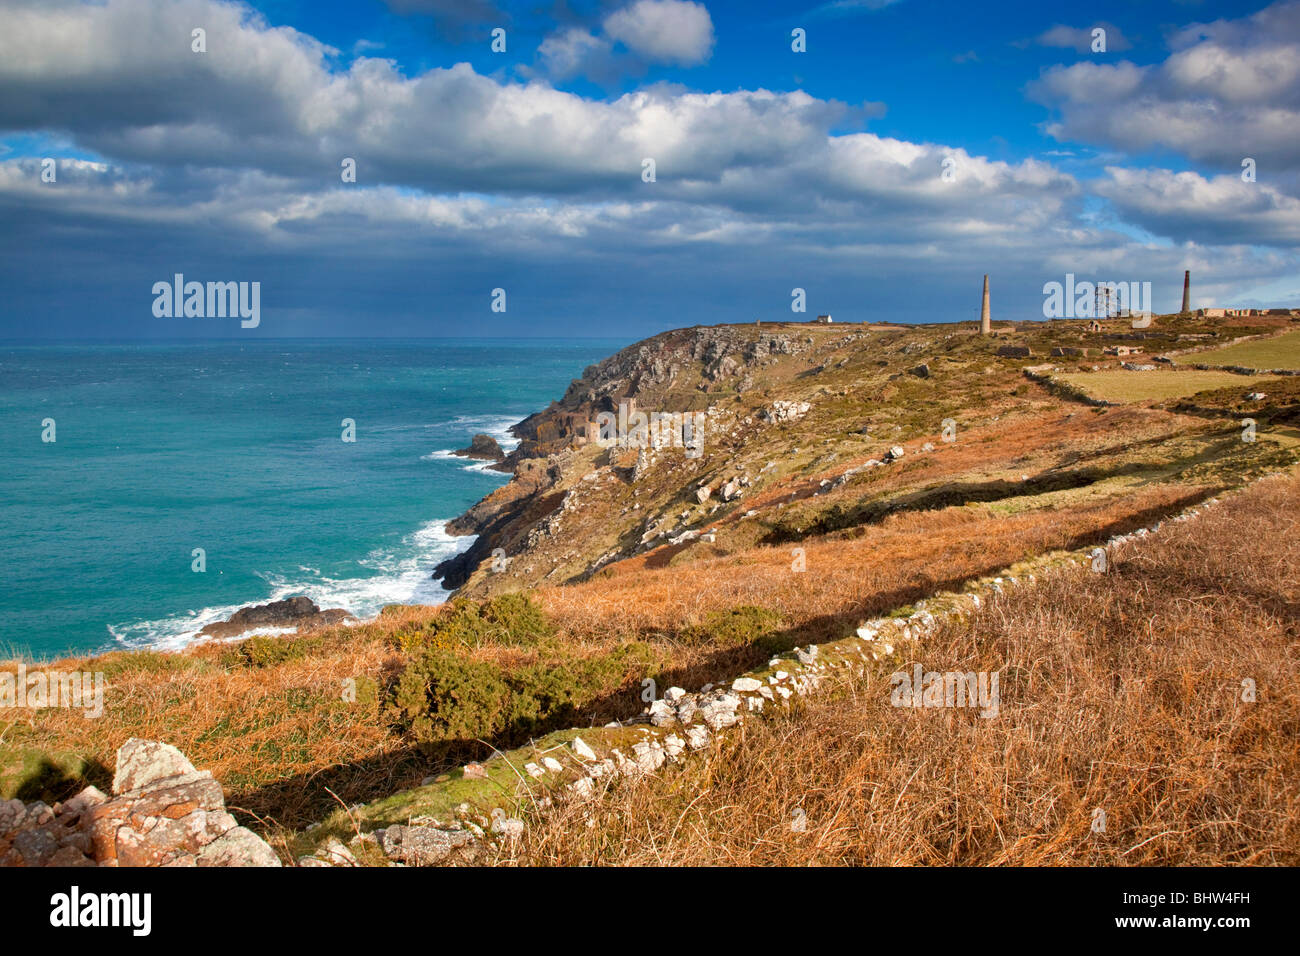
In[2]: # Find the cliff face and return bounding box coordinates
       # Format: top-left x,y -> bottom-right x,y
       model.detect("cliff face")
432,321 -> 904,593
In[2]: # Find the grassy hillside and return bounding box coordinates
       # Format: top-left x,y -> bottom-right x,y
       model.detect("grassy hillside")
1056,369 -> 1285,404
1190,329 -> 1300,370
488,472 -> 1300,866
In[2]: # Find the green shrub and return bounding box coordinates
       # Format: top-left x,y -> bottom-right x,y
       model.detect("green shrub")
388,638 -> 663,748
222,635 -> 323,669
390,648 -> 512,742
681,605 -> 784,649
391,592 -> 555,653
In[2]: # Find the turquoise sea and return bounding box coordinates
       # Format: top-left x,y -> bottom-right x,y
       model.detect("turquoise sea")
0,339 -> 624,660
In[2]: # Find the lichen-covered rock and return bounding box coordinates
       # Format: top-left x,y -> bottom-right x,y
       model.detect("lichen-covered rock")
648,699 -> 676,726
112,738 -> 197,794
759,400 -> 811,423
196,826 -> 281,867
380,824 -> 475,866
490,810 -> 525,840
698,693 -> 742,731
1,739 -> 280,868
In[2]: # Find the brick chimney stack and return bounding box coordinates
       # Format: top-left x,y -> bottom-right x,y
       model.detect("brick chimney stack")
1181,270 -> 1191,315
980,274 -> 991,335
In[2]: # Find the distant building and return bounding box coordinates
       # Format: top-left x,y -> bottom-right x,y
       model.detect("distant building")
813,314 -> 833,324
1086,320 -> 1102,332
1198,308 -> 1279,318
1104,345 -> 1143,357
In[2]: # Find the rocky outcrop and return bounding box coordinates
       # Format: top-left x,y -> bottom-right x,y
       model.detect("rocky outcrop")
433,456 -> 571,590
451,433 -> 505,462
0,739 -> 280,867
758,400 -> 811,423
197,596 -> 352,640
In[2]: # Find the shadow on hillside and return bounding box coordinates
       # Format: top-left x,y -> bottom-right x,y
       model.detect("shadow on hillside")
13,754 -> 112,804
759,453 -> 1220,545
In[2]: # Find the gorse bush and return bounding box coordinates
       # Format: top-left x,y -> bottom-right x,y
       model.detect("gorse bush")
390,648 -> 512,742
681,605 -> 785,651
389,610 -> 662,750
390,592 -> 554,653
222,635 -> 325,669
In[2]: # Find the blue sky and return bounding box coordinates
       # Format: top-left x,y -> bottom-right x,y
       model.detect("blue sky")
1,0 -> 1297,338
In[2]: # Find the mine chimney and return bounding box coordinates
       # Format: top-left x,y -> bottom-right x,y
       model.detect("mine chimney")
1181,270 -> 1191,315
980,274 -> 991,335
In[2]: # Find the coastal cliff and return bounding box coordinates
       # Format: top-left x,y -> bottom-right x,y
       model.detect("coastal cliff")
432,322 -> 879,592
432,314 -> 1297,600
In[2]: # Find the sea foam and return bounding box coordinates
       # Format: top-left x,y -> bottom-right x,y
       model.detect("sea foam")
107,519 -> 474,652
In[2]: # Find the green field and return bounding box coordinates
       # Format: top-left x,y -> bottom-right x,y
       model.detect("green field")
1188,329 -> 1300,370
1057,369 -> 1282,403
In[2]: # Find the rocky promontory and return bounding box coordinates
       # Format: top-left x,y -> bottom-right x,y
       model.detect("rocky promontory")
430,323 -> 855,595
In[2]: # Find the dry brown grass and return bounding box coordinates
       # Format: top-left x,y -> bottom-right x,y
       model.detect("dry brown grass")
504,473 -> 1300,866
0,618 -> 414,826
541,481 -> 1215,647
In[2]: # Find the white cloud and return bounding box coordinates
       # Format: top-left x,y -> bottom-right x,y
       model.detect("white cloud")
534,0 -> 715,79
537,27 -> 612,80
0,0 -> 1294,333
603,0 -> 715,65
1095,166 -> 1300,245
1029,1 -> 1300,170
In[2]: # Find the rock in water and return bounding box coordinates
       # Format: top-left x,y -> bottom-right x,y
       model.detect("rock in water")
197,595 -> 352,640
451,433 -> 506,462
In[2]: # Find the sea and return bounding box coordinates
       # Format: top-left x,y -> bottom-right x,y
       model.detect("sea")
0,338 -> 625,661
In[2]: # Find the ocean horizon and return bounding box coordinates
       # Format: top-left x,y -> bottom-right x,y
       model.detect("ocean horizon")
0,337 -> 627,661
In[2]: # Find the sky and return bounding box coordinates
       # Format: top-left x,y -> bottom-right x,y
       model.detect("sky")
1,0 -> 1298,339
